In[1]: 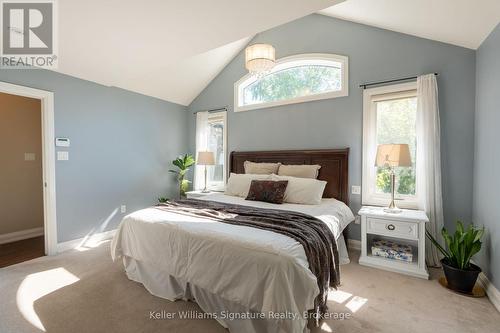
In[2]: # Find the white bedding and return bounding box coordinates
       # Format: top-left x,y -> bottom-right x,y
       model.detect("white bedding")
200,193 -> 354,238
111,193 -> 354,333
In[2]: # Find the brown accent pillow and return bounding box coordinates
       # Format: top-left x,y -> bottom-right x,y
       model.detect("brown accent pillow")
245,180 -> 288,204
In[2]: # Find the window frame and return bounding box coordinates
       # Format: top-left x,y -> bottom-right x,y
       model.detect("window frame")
234,53 -> 349,112
362,82 -> 419,209
206,110 -> 227,191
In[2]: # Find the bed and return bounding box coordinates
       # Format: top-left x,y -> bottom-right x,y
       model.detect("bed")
111,149 -> 354,333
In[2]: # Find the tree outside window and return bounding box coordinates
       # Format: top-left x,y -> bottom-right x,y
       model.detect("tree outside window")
375,97 -> 417,196
244,65 -> 341,105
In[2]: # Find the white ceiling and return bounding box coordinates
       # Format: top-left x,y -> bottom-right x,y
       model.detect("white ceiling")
119,36 -> 252,106
56,0 -> 344,105
320,0 -> 500,50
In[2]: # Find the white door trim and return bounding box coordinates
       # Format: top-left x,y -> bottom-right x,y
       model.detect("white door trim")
0,81 -> 57,255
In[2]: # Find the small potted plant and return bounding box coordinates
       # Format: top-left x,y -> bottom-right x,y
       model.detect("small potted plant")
426,221 -> 484,293
169,154 -> 195,199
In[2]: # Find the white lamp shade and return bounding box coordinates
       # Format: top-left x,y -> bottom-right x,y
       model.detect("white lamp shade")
197,151 -> 215,165
245,43 -> 275,75
375,144 -> 412,167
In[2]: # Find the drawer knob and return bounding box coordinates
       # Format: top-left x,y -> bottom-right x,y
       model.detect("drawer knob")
387,224 -> 396,231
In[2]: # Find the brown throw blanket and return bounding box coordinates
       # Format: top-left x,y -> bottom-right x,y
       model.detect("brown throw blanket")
156,198 -> 339,320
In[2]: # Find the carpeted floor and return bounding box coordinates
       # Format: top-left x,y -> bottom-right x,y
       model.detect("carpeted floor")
0,241 -> 498,333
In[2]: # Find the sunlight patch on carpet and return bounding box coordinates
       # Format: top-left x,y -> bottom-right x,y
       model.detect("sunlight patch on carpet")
320,322 -> 333,332
16,267 -> 80,331
345,296 -> 368,313
328,290 -> 352,303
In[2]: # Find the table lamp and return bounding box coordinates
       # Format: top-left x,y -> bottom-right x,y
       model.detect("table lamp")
197,151 -> 215,193
375,144 -> 412,213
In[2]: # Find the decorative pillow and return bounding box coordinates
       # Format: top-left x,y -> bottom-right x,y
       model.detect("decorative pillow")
225,173 -> 271,197
245,180 -> 288,204
278,164 -> 321,179
270,174 -> 327,205
244,161 -> 281,175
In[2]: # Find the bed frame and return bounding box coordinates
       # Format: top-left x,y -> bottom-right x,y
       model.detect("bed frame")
229,148 -> 349,206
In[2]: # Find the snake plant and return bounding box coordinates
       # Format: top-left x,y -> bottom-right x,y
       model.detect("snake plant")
426,221 -> 484,270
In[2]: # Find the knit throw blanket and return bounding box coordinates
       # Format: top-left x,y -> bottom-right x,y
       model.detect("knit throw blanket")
156,198 -> 340,320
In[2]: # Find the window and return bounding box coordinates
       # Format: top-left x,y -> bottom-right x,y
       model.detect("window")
195,110 -> 227,191
234,54 -> 348,112
206,112 -> 226,190
362,82 -> 419,208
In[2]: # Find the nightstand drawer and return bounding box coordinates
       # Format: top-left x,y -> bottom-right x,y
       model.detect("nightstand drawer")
366,217 -> 418,240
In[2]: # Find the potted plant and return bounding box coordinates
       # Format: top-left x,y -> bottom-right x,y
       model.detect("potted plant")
169,154 -> 195,198
426,221 -> 484,293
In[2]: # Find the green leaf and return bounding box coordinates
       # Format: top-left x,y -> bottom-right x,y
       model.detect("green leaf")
426,229 -> 450,259
168,153 -> 195,198
172,159 -> 183,169
435,221 -> 484,269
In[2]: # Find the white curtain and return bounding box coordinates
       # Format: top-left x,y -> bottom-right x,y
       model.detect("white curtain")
194,111 -> 209,190
416,74 -> 445,267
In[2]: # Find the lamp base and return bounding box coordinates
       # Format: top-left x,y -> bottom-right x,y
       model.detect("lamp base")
384,170 -> 402,214
383,207 -> 402,214
201,189 -> 211,193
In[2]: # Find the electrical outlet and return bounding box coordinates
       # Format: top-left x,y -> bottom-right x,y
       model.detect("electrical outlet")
120,205 -> 126,213
57,151 -> 69,161
355,215 -> 361,225
351,185 -> 361,195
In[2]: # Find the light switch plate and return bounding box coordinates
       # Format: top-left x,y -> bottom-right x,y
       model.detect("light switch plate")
24,153 -> 35,161
351,185 -> 361,195
57,151 -> 69,161
120,205 -> 127,213
55,137 -> 70,147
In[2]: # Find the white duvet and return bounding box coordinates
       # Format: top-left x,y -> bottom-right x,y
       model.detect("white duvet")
111,193 -> 354,332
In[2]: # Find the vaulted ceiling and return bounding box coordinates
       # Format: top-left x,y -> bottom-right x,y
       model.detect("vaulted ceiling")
56,0 -> 344,105
320,0 -> 500,50
55,0 -> 499,106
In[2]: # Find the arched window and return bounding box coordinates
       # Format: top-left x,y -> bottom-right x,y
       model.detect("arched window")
234,53 -> 348,112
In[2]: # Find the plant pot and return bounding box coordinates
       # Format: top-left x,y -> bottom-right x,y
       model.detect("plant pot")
441,258 -> 481,294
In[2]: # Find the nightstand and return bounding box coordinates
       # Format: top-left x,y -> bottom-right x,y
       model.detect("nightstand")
185,190 -> 215,199
358,206 -> 429,279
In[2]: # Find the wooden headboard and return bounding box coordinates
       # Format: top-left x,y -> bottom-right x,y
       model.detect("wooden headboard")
230,149 -> 349,205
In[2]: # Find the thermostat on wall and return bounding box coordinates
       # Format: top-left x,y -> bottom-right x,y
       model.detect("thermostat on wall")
55,137 -> 70,147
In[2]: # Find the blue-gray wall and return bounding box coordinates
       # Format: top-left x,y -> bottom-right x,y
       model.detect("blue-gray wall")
473,23 -> 500,290
0,69 -> 188,242
187,14 -> 476,240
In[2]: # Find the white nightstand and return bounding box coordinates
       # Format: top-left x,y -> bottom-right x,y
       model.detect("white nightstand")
186,190 -> 216,199
358,206 -> 429,279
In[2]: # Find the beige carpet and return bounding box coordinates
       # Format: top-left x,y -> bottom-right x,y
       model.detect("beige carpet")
0,241 -> 498,333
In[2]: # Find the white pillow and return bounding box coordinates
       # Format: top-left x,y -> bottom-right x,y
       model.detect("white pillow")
244,161 -> 281,174
225,173 -> 271,197
270,174 -> 327,205
278,164 -> 321,179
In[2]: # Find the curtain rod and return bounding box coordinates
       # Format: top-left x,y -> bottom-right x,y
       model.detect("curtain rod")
193,106 -> 228,114
359,73 -> 438,89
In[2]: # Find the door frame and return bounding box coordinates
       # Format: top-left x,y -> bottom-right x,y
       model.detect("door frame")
0,81 -> 57,255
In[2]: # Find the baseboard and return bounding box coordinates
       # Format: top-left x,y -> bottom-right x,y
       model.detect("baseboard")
477,273 -> 500,313
57,229 -> 116,253
348,239 -> 361,251
0,227 -> 44,244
